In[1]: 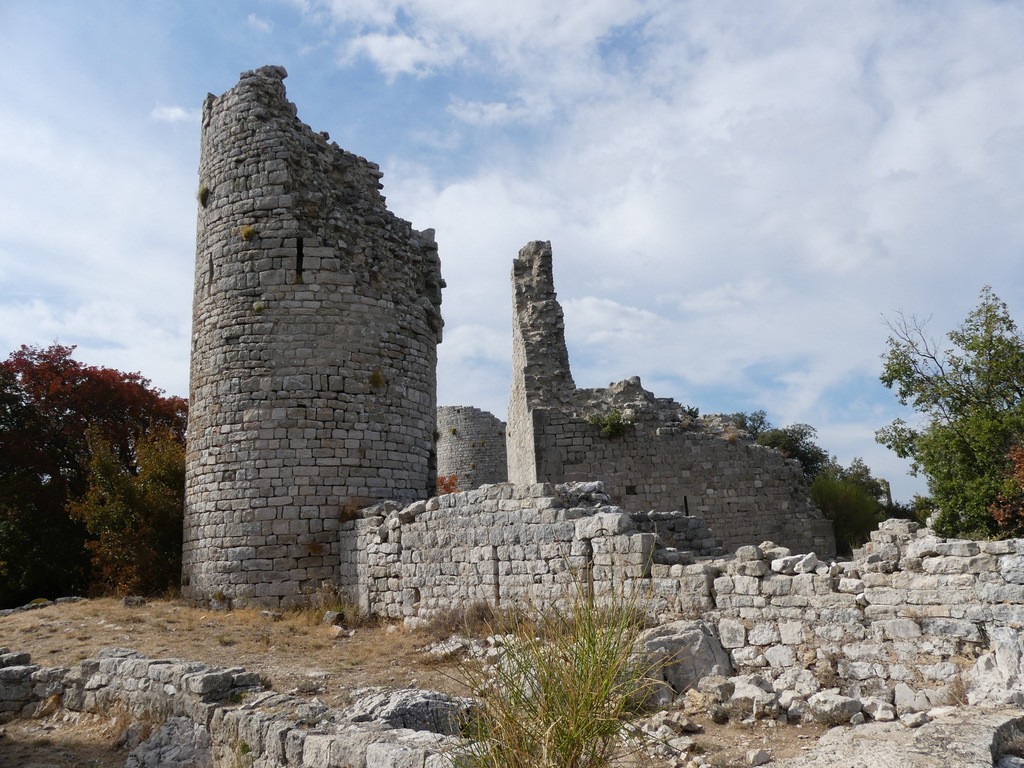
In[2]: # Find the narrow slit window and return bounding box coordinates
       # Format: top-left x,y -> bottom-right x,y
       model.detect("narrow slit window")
683,495 -> 690,516
295,236 -> 304,282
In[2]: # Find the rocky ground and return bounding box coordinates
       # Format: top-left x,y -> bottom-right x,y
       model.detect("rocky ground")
0,597 -> 835,767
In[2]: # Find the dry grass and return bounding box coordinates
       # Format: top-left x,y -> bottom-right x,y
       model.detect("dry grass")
0,598 -> 830,767
0,598 -> 461,708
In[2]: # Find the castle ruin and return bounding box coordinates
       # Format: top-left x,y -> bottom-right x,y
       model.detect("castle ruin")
182,66 -> 443,607
184,66 -> 830,608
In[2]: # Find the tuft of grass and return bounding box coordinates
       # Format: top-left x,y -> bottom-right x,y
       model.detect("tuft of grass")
454,582 -> 658,768
292,581 -> 370,628
197,184 -> 210,207
419,600 -> 502,644
239,224 -> 256,241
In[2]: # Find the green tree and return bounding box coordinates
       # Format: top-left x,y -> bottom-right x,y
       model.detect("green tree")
877,287 -> 1024,538
732,409 -> 771,439
71,427 -> 185,596
810,471 -> 883,555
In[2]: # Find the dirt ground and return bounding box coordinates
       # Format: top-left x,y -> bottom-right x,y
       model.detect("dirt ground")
0,598 -> 827,767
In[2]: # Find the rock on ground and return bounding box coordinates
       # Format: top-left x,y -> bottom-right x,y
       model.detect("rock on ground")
774,708 -> 1024,768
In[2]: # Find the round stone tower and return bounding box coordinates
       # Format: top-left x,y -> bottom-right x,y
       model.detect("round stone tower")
436,406 -> 508,491
183,66 -> 444,607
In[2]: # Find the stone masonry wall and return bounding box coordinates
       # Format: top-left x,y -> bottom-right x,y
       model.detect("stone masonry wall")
534,408 -> 834,555
339,488 -> 1024,709
183,66 -> 443,608
0,646 -> 453,766
436,406 -> 508,490
506,239 -> 834,556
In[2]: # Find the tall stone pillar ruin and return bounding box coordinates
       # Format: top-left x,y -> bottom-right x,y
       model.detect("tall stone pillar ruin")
507,241 -> 575,484
183,66 -> 444,607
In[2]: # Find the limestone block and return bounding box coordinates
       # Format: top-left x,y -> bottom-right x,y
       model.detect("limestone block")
713,576 -> 735,595
861,697 -> 897,721
731,647 -> 767,667
838,577 -> 865,594
759,574 -> 792,596
772,668 -> 820,698
921,554 -> 996,575
574,512 -> 635,540
736,545 -> 765,562
727,678 -> 778,718
747,623 -> 780,646
877,618 -> 921,640
778,621 -> 804,645
718,619 -> 747,649
999,554 -> 1024,585
640,620 -> 733,695
807,691 -> 862,725
764,645 -> 796,668
734,575 -> 760,596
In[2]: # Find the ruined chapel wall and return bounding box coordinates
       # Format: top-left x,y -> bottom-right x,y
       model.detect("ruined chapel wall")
533,411 -> 835,556
507,238 -> 833,557
436,406 -> 508,490
183,66 -> 443,608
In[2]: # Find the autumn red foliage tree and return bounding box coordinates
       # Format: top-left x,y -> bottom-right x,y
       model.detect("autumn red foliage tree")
991,444 -> 1024,537
437,474 -> 459,495
0,344 -> 186,607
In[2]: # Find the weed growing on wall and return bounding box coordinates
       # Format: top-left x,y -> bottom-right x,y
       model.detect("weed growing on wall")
587,409 -> 634,439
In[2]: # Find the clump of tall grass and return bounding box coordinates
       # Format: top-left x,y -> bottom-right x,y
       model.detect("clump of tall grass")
454,582 -> 657,768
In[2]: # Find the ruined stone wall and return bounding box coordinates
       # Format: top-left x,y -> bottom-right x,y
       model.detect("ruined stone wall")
339,488 -> 1024,710
183,66 -> 443,608
339,482 -> 670,619
506,239 -> 834,556
507,241 -> 575,485
650,519 -> 1024,708
0,647 -> 453,766
533,409 -> 834,555
435,406 -> 507,490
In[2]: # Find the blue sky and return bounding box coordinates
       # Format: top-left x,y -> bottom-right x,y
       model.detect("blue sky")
3,1 -> 1024,502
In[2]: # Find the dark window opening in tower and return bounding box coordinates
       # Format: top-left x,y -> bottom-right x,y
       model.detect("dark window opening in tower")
295,236 -> 304,283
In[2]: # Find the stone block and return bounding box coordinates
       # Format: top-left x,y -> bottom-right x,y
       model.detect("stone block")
718,619 -> 746,649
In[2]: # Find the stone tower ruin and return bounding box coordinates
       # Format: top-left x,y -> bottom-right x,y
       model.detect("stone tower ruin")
507,241 -> 835,556
436,405 -> 508,490
182,66 -> 444,607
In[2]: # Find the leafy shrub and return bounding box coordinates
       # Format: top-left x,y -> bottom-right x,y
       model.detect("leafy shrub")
877,287 -> 1024,538
437,474 -> 459,495
587,409 -> 633,439
810,474 -> 882,555
0,344 -> 186,607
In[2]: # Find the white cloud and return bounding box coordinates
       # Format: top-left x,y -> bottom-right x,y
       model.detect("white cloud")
447,95 -> 551,126
247,13 -> 273,33
344,31 -> 464,77
150,105 -> 200,123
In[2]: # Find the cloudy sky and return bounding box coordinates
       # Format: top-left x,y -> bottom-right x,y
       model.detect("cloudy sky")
3,1 -> 1023,501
